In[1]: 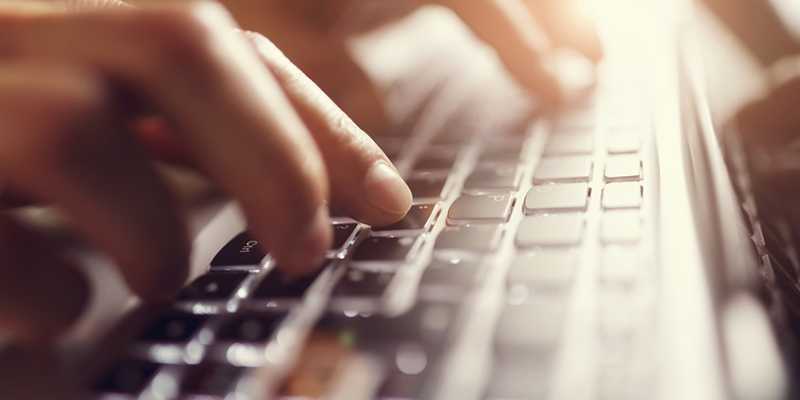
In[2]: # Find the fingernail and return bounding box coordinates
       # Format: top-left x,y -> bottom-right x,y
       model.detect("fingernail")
365,160 -> 412,215
287,205 -> 330,275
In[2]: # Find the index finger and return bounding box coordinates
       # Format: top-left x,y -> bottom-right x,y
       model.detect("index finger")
435,0 -> 562,103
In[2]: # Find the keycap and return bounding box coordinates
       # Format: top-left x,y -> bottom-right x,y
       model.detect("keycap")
524,184 -> 588,213
210,232 -> 266,267
434,224 -> 503,252
178,272 -> 249,301
447,193 -> 515,224
139,313 -> 208,342
420,259 -> 480,287
333,269 -> 394,297
485,358 -> 552,400
331,223 -> 358,250
601,210 -> 641,243
545,133 -> 594,155
181,363 -> 244,395
601,247 -> 640,286
508,251 -> 577,286
413,149 -> 459,171
478,138 -> 525,162
94,360 -> 160,394
217,313 -> 283,341
463,164 -> 520,191
495,299 -> 566,352
320,303 -> 457,345
377,372 -> 427,400
602,182 -> 642,209
372,204 -> 437,236
606,134 -> 641,154
554,108 -> 595,131
516,214 -> 584,247
533,156 -> 593,183
252,267 -> 324,299
406,175 -> 448,199
605,155 -> 642,181
328,204 -> 347,218
351,236 -> 419,262
374,137 -> 408,160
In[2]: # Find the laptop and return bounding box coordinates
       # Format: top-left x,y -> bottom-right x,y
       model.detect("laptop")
0,0 -> 795,399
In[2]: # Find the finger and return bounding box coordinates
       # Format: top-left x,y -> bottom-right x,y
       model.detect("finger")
736,77 -> 800,148
0,59 -> 189,300
220,0 -> 389,134
0,3 -> 332,273
244,31 -> 411,226
0,215 -> 88,343
436,0 -> 562,103
522,0 -> 603,61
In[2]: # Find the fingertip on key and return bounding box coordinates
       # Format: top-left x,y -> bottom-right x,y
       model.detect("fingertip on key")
364,160 -> 412,218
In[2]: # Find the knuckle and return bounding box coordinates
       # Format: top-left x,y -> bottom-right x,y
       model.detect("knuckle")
0,63 -> 109,169
131,5 -> 228,78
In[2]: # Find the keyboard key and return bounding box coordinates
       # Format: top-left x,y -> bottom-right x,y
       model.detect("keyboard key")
606,134 -> 641,154
333,269 -> 394,297
95,360 -> 160,394
601,247 -> 640,286
320,303 -> 457,345
422,259 -> 480,286
485,358 -> 552,400
463,163 -> 520,191
178,272 -> 249,301
139,313 -> 208,342
252,267 -> 324,299
601,210 -> 641,243
406,175 -> 448,199
524,183 -> 588,213
508,250 -> 577,286
217,313 -> 283,341
478,138 -> 525,162
181,363 -> 244,395
605,155 -> 642,181
447,193 -> 515,225
331,223 -> 358,250
496,299 -> 566,352
210,232 -> 266,268
351,236 -> 419,263
516,214 -> 584,247
545,133 -> 594,155
533,156 -> 593,183
602,182 -> 642,209
554,108 -> 595,131
434,224 -> 503,253
372,204 -> 437,236
413,149 -> 459,171
374,137 -> 408,160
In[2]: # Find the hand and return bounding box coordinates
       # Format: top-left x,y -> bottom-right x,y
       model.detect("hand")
218,0 -> 602,130
0,0 -> 411,342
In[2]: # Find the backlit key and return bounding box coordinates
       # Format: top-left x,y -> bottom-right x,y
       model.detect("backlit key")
533,156 -> 593,183
463,164 -> 520,191
524,184 -> 588,213
545,133 -> 594,155
210,232 -> 266,269
604,155 -> 641,181
602,182 -> 642,209
372,204 -> 437,236
516,214 -> 584,247
447,194 -> 515,225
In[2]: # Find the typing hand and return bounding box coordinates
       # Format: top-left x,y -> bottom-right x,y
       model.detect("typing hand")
220,0 -> 602,125
0,0 -> 411,343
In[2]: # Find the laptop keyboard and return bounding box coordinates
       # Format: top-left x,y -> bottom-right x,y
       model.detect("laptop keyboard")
86,68 -> 655,400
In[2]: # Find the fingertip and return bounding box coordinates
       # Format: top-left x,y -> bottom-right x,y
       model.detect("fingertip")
364,160 -> 412,217
272,205 -> 331,277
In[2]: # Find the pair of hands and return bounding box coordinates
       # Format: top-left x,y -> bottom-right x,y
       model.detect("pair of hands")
0,0 -> 602,343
